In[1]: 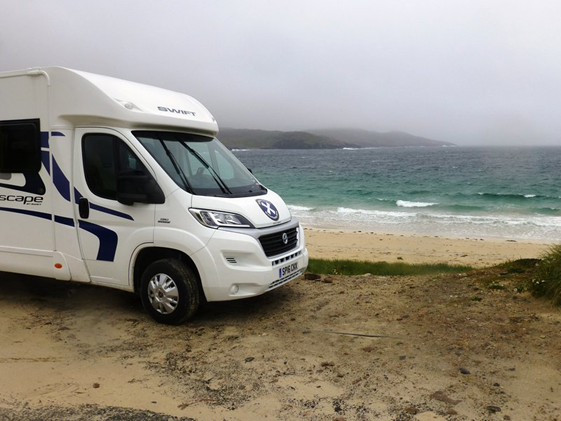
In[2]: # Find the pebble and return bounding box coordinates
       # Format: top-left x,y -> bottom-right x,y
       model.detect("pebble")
404,406 -> 418,414
430,390 -> 461,405
459,368 -> 471,375
486,405 -> 501,413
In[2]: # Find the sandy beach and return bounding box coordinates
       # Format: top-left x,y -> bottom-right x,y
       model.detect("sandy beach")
304,228 -> 551,267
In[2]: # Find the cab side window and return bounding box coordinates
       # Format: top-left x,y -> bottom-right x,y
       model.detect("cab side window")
82,134 -> 148,200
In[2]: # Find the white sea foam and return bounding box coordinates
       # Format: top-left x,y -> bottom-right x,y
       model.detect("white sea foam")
337,207 -> 370,214
288,204 -> 314,212
396,200 -> 437,208
336,207 -> 415,219
289,203 -> 561,242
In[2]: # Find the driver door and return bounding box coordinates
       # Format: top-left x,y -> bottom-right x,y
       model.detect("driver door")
73,128 -> 158,288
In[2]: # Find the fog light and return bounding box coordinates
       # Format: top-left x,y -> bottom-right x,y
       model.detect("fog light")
230,284 -> 239,295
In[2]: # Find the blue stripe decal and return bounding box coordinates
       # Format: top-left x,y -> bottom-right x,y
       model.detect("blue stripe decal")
0,208 -> 75,227
0,207 -> 117,262
40,132 -> 50,173
51,131 -> 65,137
78,220 -> 118,261
74,188 -> 134,221
48,156 -> 134,222
41,132 -> 49,148
54,215 -> 75,227
52,157 -> 71,202
0,172 -> 46,195
90,203 -> 134,221
0,207 -> 51,220
42,151 -> 50,174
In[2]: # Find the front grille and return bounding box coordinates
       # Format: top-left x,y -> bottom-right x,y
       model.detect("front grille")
272,250 -> 302,267
259,227 -> 299,257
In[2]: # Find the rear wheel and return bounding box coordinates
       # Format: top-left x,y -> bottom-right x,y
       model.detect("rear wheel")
140,259 -> 200,325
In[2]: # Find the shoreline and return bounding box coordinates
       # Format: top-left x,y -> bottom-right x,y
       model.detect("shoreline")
303,227 -> 552,267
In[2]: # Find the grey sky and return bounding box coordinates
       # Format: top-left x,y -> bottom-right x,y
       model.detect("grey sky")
2,0 -> 560,145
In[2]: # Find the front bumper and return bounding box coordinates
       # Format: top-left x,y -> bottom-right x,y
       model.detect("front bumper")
193,219 -> 308,302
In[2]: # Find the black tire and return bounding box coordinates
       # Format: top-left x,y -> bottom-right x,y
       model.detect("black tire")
140,258 -> 200,325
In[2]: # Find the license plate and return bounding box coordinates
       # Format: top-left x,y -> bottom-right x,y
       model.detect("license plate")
279,262 -> 298,279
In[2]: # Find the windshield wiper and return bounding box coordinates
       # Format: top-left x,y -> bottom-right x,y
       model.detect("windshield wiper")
178,140 -> 233,195
158,139 -> 193,192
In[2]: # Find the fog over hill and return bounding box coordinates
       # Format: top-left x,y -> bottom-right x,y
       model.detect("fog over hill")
218,128 -> 454,149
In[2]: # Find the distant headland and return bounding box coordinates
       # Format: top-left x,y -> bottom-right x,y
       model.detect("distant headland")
218,128 -> 455,149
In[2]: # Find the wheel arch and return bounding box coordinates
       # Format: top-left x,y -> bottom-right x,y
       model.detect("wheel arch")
133,247 -> 206,301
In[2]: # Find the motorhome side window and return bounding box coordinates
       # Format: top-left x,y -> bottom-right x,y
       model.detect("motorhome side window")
0,119 -> 41,173
82,134 -> 148,200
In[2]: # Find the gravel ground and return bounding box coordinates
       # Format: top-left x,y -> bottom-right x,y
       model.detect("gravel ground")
0,263 -> 559,420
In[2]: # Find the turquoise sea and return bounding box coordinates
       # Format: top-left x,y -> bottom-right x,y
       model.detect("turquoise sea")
233,147 -> 561,242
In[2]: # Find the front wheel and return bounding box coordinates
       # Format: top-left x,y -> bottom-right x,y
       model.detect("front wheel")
140,259 -> 200,325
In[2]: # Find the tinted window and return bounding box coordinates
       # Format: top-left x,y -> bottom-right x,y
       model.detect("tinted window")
0,119 -> 41,172
83,134 -> 149,200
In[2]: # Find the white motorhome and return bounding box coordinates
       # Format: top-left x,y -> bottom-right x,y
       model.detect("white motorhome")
0,67 -> 308,324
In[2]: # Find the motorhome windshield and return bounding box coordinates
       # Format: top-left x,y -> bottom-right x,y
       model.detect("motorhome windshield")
134,131 -> 266,197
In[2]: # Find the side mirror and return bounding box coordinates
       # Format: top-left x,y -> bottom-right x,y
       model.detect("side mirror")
117,170 -> 165,205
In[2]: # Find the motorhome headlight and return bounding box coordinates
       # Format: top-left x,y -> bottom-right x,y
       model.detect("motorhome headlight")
190,209 -> 253,229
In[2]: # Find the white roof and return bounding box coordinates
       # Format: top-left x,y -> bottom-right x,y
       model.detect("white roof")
2,67 -> 219,136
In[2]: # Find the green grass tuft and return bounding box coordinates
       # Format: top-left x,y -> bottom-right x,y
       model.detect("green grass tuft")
498,258 -> 540,273
307,258 -> 472,276
529,244 -> 561,305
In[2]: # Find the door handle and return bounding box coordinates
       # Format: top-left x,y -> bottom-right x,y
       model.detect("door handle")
79,197 -> 90,219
